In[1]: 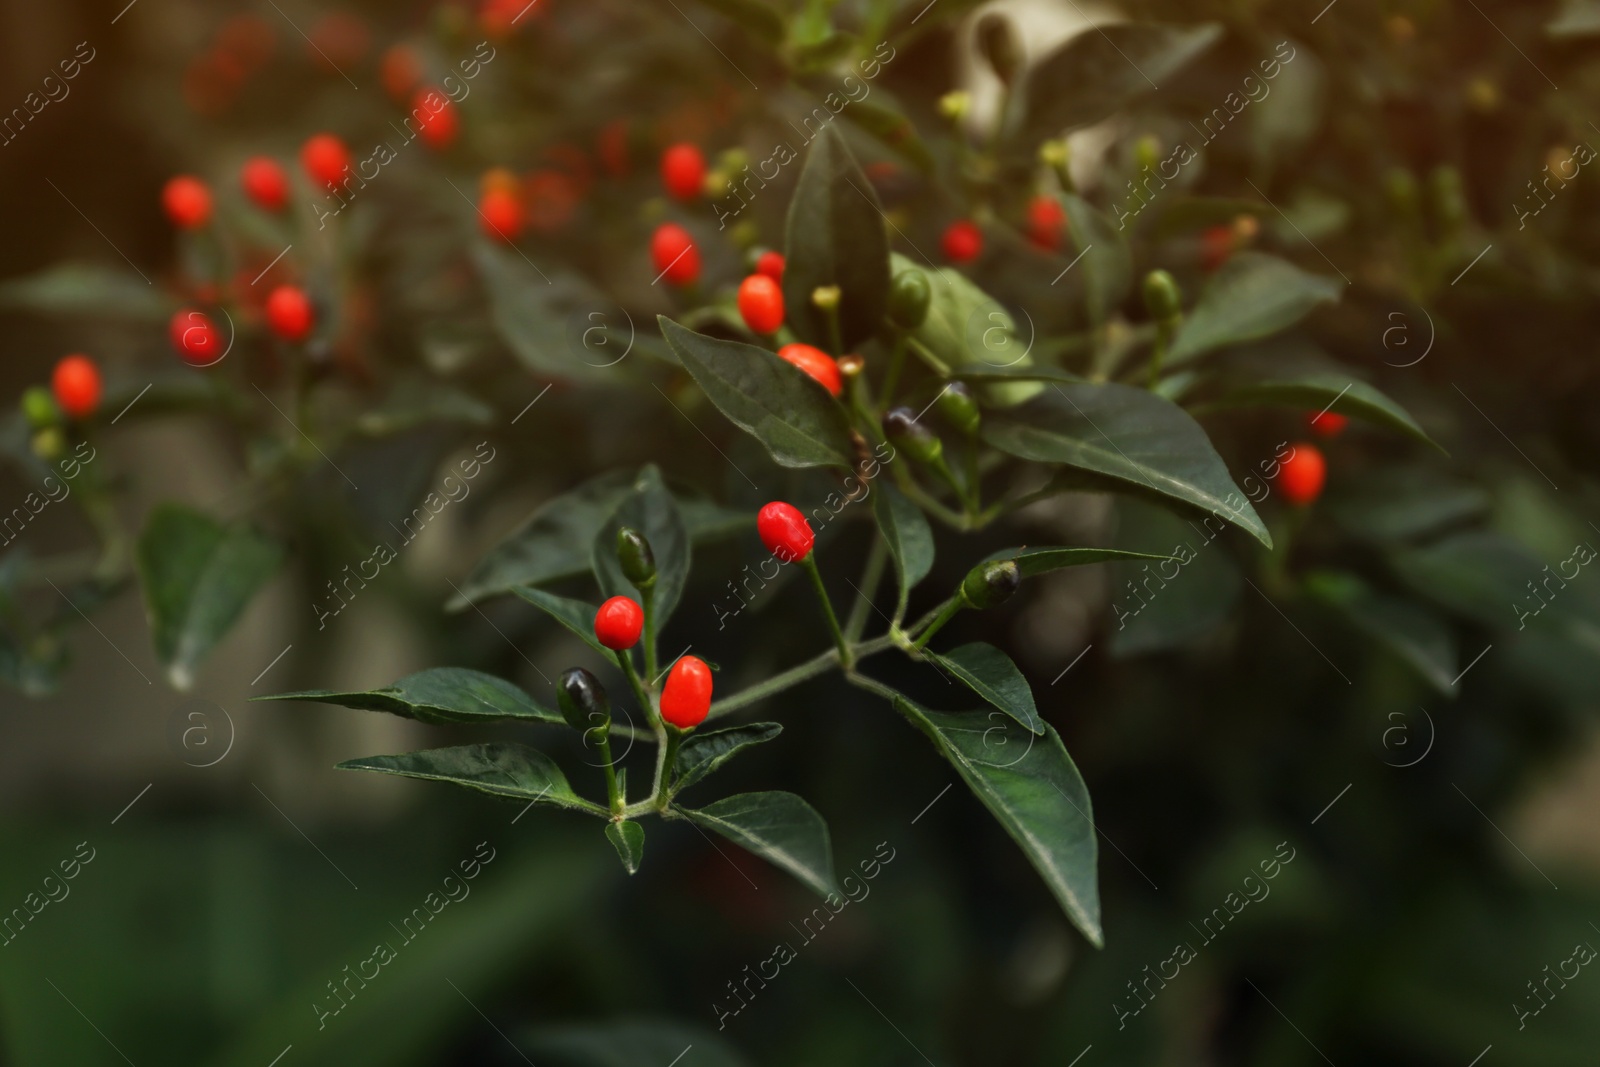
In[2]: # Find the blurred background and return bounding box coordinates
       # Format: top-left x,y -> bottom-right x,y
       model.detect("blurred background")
3,0 -> 1600,1063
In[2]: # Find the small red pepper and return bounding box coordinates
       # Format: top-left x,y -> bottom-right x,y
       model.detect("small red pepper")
594,595 -> 644,651
757,501 -> 815,562
660,654 -> 713,729
1275,443 -> 1326,506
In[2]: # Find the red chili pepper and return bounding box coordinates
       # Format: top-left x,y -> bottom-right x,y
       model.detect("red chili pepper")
737,274 -> 784,335
776,343 -> 842,397
941,219 -> 983,264
594,595 -> 644,651
756,501 -> 815,562
660,142 -> 706,201
300,132 -> 351,190
240,157 -> 289,212
1275,443 -> 1326,506
170,309 -> 221,365
1306,409 -> 1348,438
651,223 -> 701,286
754,250 -> 785,282
660,654 -> 713,729
162,176 -> 213,229
51,355 -> 102,419
265,285 -> 314,342
479,188 -> 525,242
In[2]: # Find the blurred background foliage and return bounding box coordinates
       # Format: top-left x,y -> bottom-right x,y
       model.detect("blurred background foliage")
2,0 -> 1600,1063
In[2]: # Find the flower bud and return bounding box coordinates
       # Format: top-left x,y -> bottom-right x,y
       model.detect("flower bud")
616,526 -> 657,589
31,428 -> 65,462
887,269 -> 932,330
938,381 -> 981,436
21,386 -> 60,430
960,559 -> 1021,610
938,90 -> 971,121
1429,165 -> 1468,233
883,406 -> 944,465
557,667 -> 611,737
1142,270 -> 1182,323
1134,134 -> 1161,175
811,284 -> 841,311
837,354 -> 865,379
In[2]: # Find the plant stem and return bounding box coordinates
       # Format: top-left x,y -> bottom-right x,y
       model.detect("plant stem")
912,595 -> 965,650
802,554 -> 852,668
655,728 -> 683,810
598,734 -> 623,816
640,584 -> 659,684
823,302 -> 844,357
705,632 -> 901,723
906,336 -> 952,376
880,333 -> 909,411
615,650 -> 655,723
845,538 -> 888,641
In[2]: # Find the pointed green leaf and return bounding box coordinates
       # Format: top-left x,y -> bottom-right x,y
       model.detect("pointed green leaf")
593,465 -> 690,625
1325,466 -> 1489,545
660,317 -> 853,469
951,364 -> 1084,385
451,470 -> 636,608
512,587 -> 608,657
696,0 -> 784,44
605,821 -> 646,874
1059,194 -> 1132,327
981,381 -> 1271,547
986,545 -> 1181,577
1167,253 -> 1342,367
673,722 -> 783,794
891,694 -> 1101,945
256,666 -> 563,725
892,253 -> 1041,406
681,790 -> 841,898
1017,22 -> 1222,143
136,503 -> 284,690
0,262 -> 170,321
927,642 -> 1044,735
871,483 -> 934,616
782,125 -> 889,350
338,742 -> 602,815
472,243 -> 617,383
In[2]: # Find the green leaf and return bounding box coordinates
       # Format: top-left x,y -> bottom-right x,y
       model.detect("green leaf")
338,742 -> 602,815
136,503 -> 284,690
472,243 -> 618,383
1146,196 -> 1268,240
451,470 -> 635,608
0,262 -> 169,321
1391,531 -> 1600,634
781,126 -> 890,350
592,465 -> 690,625
893,253 -> 1042,407
354,380 -> 494,436
605,822 -> 645,874
1325,466 -> 1489,545
987,545 -> 1180,577
951,364 -> 1084,385
673,722 -> 784,794
678,496 -> 755,541
696,0 -> 785,45
1017,22 -> 1222,144
1106,497 -> 1242,656
1059,194 -> 1132,327
1307,572 -> 1457,694
927,642 -> 1044,735
1200,340 -> 1438,449
890,694 -> 1101,945
660,317 -> 854,469
256,666 -> 563,725
681,791 -> 841,898
981,381 -> 1271,547
871,483 -> 934,617
1167,253 -> 1342,367
512,586 -> 608,657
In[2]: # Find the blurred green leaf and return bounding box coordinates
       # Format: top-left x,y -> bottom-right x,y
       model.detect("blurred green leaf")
1166,253 -> 1342,367
892,253 -> 1041,406
673,722 -> 783,794
681,790 -> 841,898
522,1020 -> 751,1067
354,380 -> 494,436
660,317 -> 854,469
513,586 -> 608,656
1326,466 -> 1489,545
136,503 -> 283,690
871,482 -> 934,617
1060,193 -> 1132,328
1307,571 -> 1457,694
697,0 -> 785,44
890,694 -> 1101,946
0,262 -> 168,321
257,667 -> 562,725
472,243 -> 615,383
982,382 -> 1271,547
1016,22 -> 1222,145
927,642 -> 1044,735
782,125 -> 890,350
339,743 -> 604,815
988,545 -> 1179,576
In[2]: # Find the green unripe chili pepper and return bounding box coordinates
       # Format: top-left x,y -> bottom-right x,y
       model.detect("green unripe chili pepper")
960,559 -> 1021,609
21,386 -> 59,430
887,269 -> 931,330
938,381 -> 981,437
616,526 -> 657,590
883,406 -> 944,465
1142,270 -> 1182,323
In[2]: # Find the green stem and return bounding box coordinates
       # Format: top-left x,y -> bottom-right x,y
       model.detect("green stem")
705,632 -> 901,723
640,584 -> 659,684
615,649 -> 655,723
802,554 -> 852,668
823,302 -> 844,357
598,734 -> 623,816
845,538 -> 889,641
906,336 -> 952,376
912,595 -> 965,650
891,464 -> 968,529
655,728 -> 683,810
880,333 -> 909,411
